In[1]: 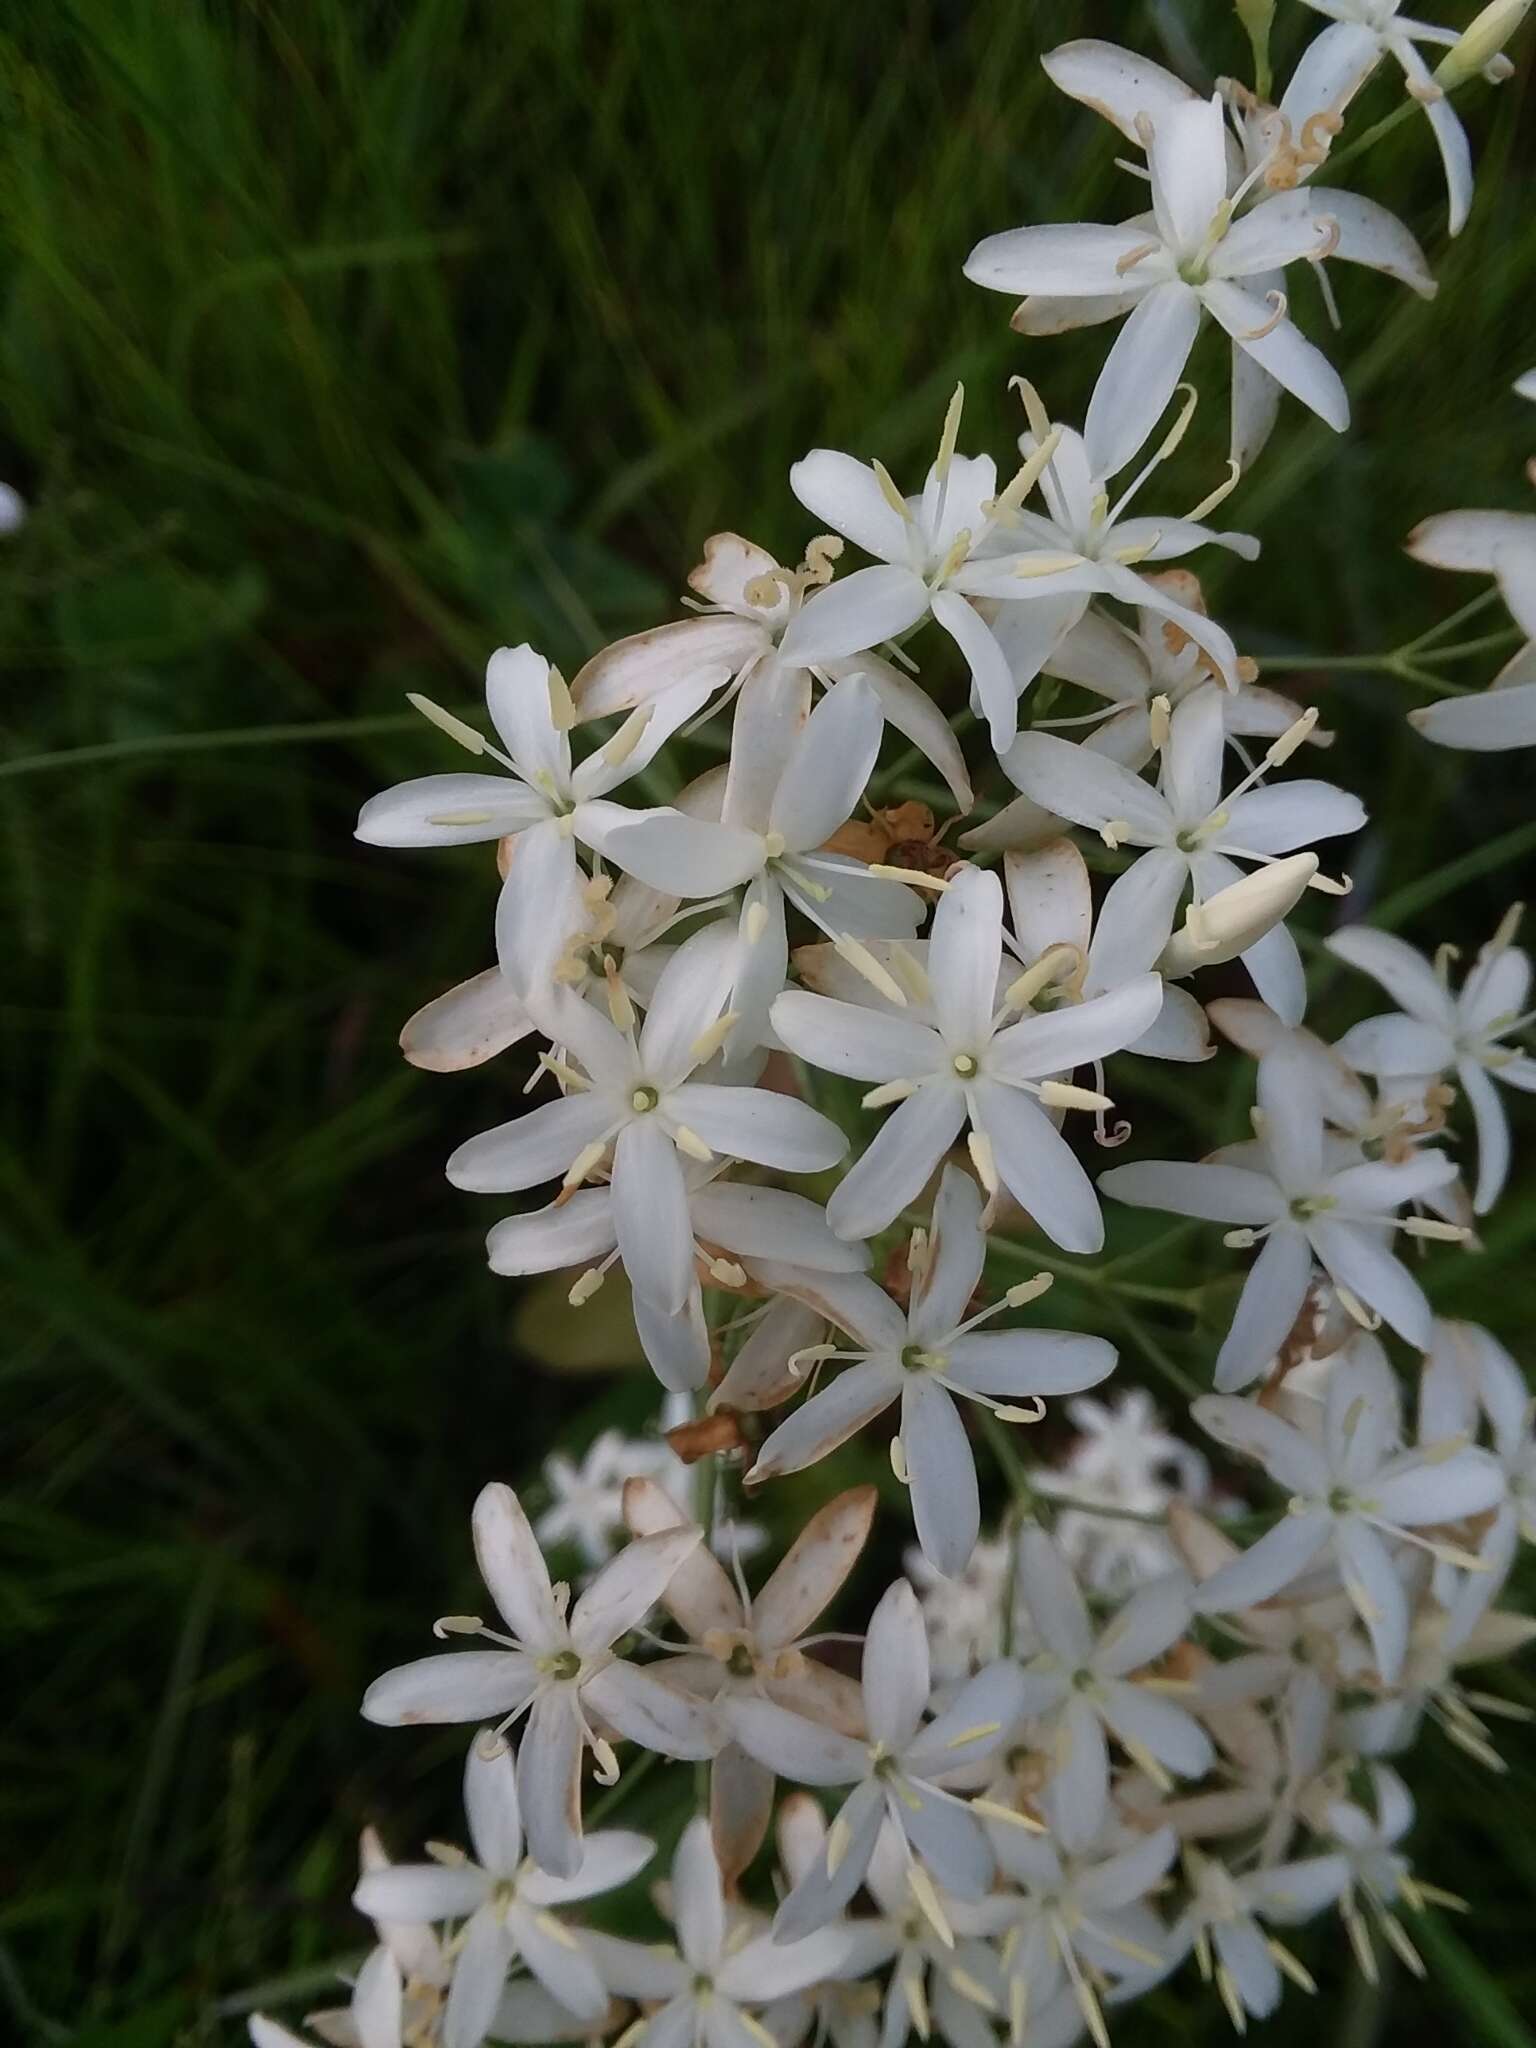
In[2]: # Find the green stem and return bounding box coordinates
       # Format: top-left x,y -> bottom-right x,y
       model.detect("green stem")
0,708 -> 430,781
984,1234 -> 1202,1310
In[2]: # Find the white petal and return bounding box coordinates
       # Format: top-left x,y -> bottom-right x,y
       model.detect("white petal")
850,651 -> 975,809
1411,680 -> 1536,751
963,222 -> 1167,297
710,1743 -> 776,1886
446,1091 -> 617,1197
572,614 -> 764,722
582,1660 -> 718,1760
1308,1220 -> 1431,1347
1097,1159 -> 1283,1224
1461,1058 -> 1512,1214
1257,1044 -> 1325,1191
612,1120 -> 695,1314
1214,1226 -> 1315,1391
1043,1694 -> 1110,1850
354,1861 -> 491,1922
906,1658 -> 1031,1775
486,1190 -> 615,1278
929,864 -> 1004,1050
751,1357 -> 902,1481
1371,1448 -> 1506,1526
861,1578 -> 933,1747
671,1816 -> 727,1973
788,450 -> 913,565
664,1082 -> 846,1173
971,1079 -> 1104,1253
464,1738 -> 523,1876
1231,341 -> 1283,471
1312,189 -> 1436,297
361,1651 -> 536,1727
1098,1680 -> 1214,1777
770,990 -> 939,1082
1087,847 -> 1189,983
1004,730 -> 1171,844
1018,1526 -> 1093,1663
485,644 -> 565,783
897,1781 -> 994,1898
1201,279 -> 1349,432
1279,19 -> 1381,128
930,588 -> 1021,753
472,1484 -> 561,1650
570,1527 -> 703,1656
604,811 -> 766,898
1327,924 -> 1454,1030
1408,508 -> 1536,572
1042,38 -> 1196,141
638,922 -> 737,1082
1208,192 -> 1337,278
1094,1573 -> 1196,1679
1333,1013 -> 1455,1076
943,1328 -> 1115,1399
518,1685 -> 586,1877
352,1947 -> 406,2048
356,771 -> 546,848
725,1694 -> 869,1784
1084,281 -> 1201,478
989,971 -> 1164,1080
826,1081 -> 968,1241
1192,1393 -> 1330,1493
1147,94 -> 1228,255
778,564 -> 930,666
691,1183 -> 866,1273
902,1378 -> 981,1579
1220,780 -> 1366,854
770,674 -> 885,854
400,969 -> 532,1073
1004,839 -> 1094,959
507,1905 -> 610,2024
1193,1509 -> 1331,1612
634,1287 -> 712,1394
769,1781 -> 885,1942
1334,1517 -> 1409,1684
445,1904 -> 516,2048
907,1164 -> 987,1344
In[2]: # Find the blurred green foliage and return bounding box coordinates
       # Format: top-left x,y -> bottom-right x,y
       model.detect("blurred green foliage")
2,2 -> 1534,2043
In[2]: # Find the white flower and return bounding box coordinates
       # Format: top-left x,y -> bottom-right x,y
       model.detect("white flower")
726,1579 -> 1028,1938
1010,1530 -> 1212,1850
959,1822 -> 1180,2048
602,671 -> 924,1049
446,928 -> 847,1324
1191,1342 -> 1505,1683
964,83 -> 1344,441
621,1479 -> 876,1879
571,529 -> 973,809
1328,912 -> 1536,1211
352,1741 -> 651,2048
1166,1844 -> 1350,2030
777,393 -> 1071,753
536,1431 -> 684,1571
1100,1045 -> 1459,1388
905,1533 -> 1024,1687
590,1817 -> 859,2046
772,864 -> 1164,1246
1005,686 -> 1363,1025
1317,1765 -> 1435,1983
0,482 -> 25,535
747,1166 -> 1118,1574
354,645 -> 709,993
1001,838 -> 1213,1068
361,1484 -> 715,1876
965,77 -> 1427,465
1405,502 -> 1536,751
952,402 -> 1255,750
1297,1 -> 1480,232
1419,1318 -> 1536,1644
1034,1388 -> 1210,1595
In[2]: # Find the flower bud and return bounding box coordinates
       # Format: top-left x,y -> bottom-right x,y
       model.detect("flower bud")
1435,0 -> 1532,87
1159,853 -> 1318,977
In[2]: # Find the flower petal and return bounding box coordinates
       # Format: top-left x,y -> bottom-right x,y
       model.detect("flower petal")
826,1081 -> 968,1242
750,1357 -> 902,1483
570,1528 -> 704,1656
770,673 -> 886,854
753,1485 -> 879,1649
963,222 -> 1168,297
1083,281 -> 1202,478
778,564 -> 930,666
361,1651 -> 537,1728
1201,279 -> 1348,432
971,1080 -> 1104,1253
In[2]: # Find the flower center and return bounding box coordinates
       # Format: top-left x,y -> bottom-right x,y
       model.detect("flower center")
630,1085 -> 660,1113
900,1342 -> 946,1373
952,1052 -> 978,1077
539,1648 -> 582,1681
727,1642 -> 756,1678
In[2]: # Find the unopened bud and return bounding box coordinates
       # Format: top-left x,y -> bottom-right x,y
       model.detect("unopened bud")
1436,0 -> 1532,87
1159,853 -> 1318,976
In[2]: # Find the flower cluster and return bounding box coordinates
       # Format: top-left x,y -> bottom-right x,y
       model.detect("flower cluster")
252,9 -> 1535,2047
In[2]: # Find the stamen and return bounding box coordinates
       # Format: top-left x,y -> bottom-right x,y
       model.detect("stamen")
863,1077 -> 921,1110
538,1052 -> 591,1092
604,961 -> 636,1032
1264,708 -> 1319,767
690,1011 -> 741,1064
833,933 -> 908,1005
1009,377 -> 1054,447
600,703 -> 654,768
872,459 -> 913,521
968,1129 -> 999,1195
568,1268 -> 605,1307
869,863 -> 950,889
989,425 -> 1065,522
744,899 -> 769,944
1183,458 -> 1243,526
1005,1272 -> 1054,1308
708,1257 -> 747,1288
433,1613 -> 485,1638
890,1435 -> 910,1485
1038,1080 -> 1114,1112
562,1140 -> 608,1190
546,668 -> 578,731
1148,693 -> 1172,750
673,1125 -> 715,1163
907,1865 -> 953,1950
936,383 -> 965,481
407,691 -> 486,755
